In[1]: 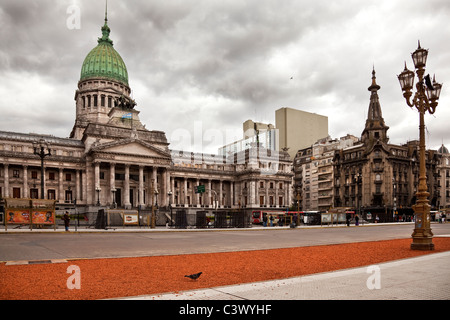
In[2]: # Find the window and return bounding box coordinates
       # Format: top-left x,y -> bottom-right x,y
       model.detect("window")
93,95 -> 98,107
260,181 -> 264,188
66,173 -> 72,181
13,187 -> 21,198
31,171 -> 38,179
30,189 -> 39,199
49,172 -> 55,180
13,170 -> 20,178
101,95 -> 105,107
48,190 -> 56,200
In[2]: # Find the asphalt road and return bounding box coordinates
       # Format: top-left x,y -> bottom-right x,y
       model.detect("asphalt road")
1,223 -> 450,262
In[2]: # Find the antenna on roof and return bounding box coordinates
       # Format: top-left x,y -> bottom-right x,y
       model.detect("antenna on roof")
105,0 -> 108,23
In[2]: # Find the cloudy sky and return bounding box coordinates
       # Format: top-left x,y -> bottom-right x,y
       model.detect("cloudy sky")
1,0 -> 449,154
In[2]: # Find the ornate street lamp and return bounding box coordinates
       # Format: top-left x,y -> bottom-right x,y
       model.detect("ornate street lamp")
397,41 -> 442,250
96,186 -> 101,206
33,139 -> 51,199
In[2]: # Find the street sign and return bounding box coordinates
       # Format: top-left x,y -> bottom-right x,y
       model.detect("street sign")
195,185 -> 206,194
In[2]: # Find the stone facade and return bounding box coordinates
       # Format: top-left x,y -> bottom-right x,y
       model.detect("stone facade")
332,70 -> 442,222
0,16 -> 293,218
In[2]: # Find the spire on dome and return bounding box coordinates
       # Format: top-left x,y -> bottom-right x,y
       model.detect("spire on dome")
98,0 -> 113,45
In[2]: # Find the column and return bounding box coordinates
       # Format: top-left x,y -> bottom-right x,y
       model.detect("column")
170,176 -> 175,205
275,182 -> 279,207
94,162 -> 100,189
139,166 -> 144,207
59,168 -> 64,202
124,164 -> 130,208
82,170 -> 87,204
255,180 -> 259,207
266,180 -> 269,207
196,179 -> 200,207
286,181 -> 291,208
109,163 -> 115,205
3,164 -> 9,198
152,166 -> 157,206
183,178 -> 187,207
250,180 -> 256,207
219,180 -> 223,208
22,166 -> 28,199
164,169 -> 170,207
230,181 -> 234,207
208,180 -> 212,208
76,170 -> 81,201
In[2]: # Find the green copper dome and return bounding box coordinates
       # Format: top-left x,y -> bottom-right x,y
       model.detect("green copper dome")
80,18 -> 129,86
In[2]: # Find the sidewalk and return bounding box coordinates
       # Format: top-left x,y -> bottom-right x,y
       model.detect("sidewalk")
119,247 -> 450,300
0,221 -> 415,233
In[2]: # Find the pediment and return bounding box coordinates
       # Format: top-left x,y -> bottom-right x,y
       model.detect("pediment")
91,138 -> 171,159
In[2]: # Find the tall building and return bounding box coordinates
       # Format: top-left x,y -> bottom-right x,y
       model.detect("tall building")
293,134 -> 358,211
275,107 -> 328,159
333,69 -> 441,222
218,120 -> 278,156
0,11 -> 293,222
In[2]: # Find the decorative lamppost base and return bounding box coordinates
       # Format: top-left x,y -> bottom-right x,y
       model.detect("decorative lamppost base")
410,202 -> 434,251
411,237 -> 435,250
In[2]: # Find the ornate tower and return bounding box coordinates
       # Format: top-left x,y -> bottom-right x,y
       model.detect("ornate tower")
70,9 -> 134,139
361,68 -> 389,148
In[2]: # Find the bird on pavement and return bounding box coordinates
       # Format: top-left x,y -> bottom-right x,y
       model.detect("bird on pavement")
185,272 -> 202,280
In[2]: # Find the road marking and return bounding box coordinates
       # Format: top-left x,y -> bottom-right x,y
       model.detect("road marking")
5,259 -> 68,266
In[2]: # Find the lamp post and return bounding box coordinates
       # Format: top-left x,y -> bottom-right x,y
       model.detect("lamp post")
397,41 -> 442,250
96,187 -> 101,206
33,139 -> 51,199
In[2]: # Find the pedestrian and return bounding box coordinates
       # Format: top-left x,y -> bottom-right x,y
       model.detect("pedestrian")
63,211 -> 70,232
355,214 -> 359,226
442,213 -> 446,224
375,215 -> 379,223
346,213 -> 351,226
263,214 -> 267,227
269,215 -> 274,227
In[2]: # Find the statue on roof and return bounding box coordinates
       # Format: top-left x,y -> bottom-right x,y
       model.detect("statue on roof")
114,95 -> 136,110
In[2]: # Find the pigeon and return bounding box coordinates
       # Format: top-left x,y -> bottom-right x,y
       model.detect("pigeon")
185,272 -> 202,280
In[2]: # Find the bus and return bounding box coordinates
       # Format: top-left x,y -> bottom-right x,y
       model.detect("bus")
251,210 -> 285,225
251,210 -> 307,225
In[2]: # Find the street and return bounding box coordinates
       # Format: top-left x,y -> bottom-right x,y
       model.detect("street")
1,223 -> 450,262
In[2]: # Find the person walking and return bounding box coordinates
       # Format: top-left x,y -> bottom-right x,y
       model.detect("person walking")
355,214 -> 359,226
63,211 -> 70,232
269,215 -> 274,227
263,214 -> 267,227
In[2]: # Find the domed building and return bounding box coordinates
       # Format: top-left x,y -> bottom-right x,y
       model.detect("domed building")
0,10 -> 293,227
